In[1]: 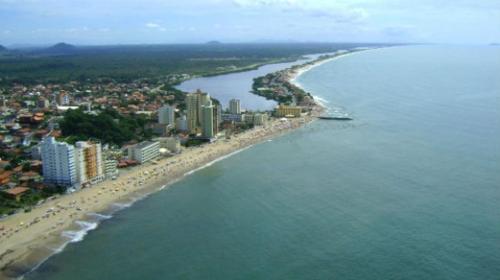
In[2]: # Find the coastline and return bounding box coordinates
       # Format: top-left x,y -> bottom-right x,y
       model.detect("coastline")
0,53 -> 332,279
289,51 -> 354,91
0,112 -> 320,280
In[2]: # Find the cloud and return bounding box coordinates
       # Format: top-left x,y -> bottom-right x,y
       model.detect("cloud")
145,22 -> 167,31
146,22 -> 161,28
232,0 -> 298,7
232,0 -> 368,24
307,8 -> 368,23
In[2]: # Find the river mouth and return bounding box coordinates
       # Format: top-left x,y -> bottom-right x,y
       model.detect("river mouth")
175,53 -> 336,111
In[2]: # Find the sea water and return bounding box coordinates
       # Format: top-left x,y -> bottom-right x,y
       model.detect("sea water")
26,46 -> 500,280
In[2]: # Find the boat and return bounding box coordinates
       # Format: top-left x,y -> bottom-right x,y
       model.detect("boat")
318,116 -> 353,121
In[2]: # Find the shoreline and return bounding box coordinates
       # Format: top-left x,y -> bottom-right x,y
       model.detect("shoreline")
0,51 -> 335,279
289,50 -> 354,90
0,111 -> 320,279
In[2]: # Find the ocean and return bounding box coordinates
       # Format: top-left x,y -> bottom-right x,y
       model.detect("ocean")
26,45 -> 500,279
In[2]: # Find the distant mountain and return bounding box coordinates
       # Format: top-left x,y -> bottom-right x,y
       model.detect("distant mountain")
48,42 -> 76,51
0,45 -> 7,52
38,42 -> 78,55
206,41 -> 222,45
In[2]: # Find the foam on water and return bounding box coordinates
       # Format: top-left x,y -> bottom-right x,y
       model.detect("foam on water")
61,221 -> 98,243
25,45 -> 500,280
87,212 -> 112,220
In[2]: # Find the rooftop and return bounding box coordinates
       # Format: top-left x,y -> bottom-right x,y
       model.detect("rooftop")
4,187 -> 30,196
135,141 -> 159,149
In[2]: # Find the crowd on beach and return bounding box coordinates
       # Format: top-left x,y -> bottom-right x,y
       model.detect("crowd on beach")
0,112 -> 314,277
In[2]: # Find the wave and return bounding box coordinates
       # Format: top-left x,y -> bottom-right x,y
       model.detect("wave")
61,221 -> 98,243
111,202 -> 133,211
158,184 -> 169,191
87,212 -> 112,220
312,95 -> 330,107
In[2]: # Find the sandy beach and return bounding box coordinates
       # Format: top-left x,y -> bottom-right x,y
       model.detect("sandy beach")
289,50 -> 354,87
0,111 -> 322,279
0,53 -> 334,279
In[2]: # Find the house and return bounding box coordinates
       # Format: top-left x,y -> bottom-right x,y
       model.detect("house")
0,171 -> 12,185
3,187 -> 30,202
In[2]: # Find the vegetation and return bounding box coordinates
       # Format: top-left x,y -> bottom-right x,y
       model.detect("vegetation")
183,139 -> 209,147
1,187 -> 65,216
0,43 -> 375,85
59,107 -> 154,146
252,75 -> 294,104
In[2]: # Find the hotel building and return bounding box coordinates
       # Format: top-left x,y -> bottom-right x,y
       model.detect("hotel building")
186,90 -> 212,134
104,159 -> 118,178
41,137 -> 77,188
229,99 -> 241,114
202,103 -> 215,139
128,141 -> 160,164
276,105 -> 302,118
158,105 -> 175,126
176,115 -> 188,132
186,93 -> 199,134
75,141 -> 105,185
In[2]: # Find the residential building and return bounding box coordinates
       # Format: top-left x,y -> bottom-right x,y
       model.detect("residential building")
176,115 -> 188,131
37,97 -> 50,109
3,187 -> 30,202
253,113 -> 268,126
229,99 -> 241,114
213,104 -> 221,135
30,143 -> 42,160
276,105 -> 302,118
152,123 -> 168,136
128,141 -> 160,164
186,90 -> 212,134
104,159 -> 118,178
158,105 -> 175,126
222,113 -> 243,122
243,113 -> 268,126
197,91 -> 211,124
56,91 -> 70,106
157,137 -> 181,153
41,137 -> 77,187
186,93 -> 199,134
75,141 -> 105,185
202,103 -> 215,138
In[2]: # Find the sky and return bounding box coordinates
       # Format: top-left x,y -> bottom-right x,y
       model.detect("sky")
0,0 -> 499,46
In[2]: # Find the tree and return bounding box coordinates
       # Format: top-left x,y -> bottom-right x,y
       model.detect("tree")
22,162 -> 31,172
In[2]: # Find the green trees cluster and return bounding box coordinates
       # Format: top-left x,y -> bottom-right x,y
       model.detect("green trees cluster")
60,108 -> 153,146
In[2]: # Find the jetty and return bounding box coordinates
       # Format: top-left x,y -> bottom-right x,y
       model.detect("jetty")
318,116 -> 353,121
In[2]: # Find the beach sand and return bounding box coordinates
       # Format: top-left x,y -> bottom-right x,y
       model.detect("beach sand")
0,50 -> 343,279
0,111 -> 321,279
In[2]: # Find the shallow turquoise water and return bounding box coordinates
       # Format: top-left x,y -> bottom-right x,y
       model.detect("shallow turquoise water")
27,46 -> 500,279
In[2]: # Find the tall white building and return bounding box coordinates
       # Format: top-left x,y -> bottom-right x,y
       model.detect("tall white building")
176,115 -> 188,132
158,105 -> 175,126
202,103 -> 215,138
229,99 -> 241,114
41,137 -> 77,188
